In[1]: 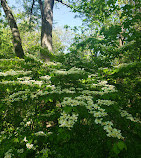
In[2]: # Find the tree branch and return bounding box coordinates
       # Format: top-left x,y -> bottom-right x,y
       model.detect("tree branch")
30,0 -> 35,15
29,0 -> 35,25
38,0 -> 44,18
55,0 -> 71,8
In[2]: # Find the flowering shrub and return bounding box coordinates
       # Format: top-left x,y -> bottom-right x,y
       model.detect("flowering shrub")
0,55 -> 140,158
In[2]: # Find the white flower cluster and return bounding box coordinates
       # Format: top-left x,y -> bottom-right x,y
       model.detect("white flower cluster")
54,67 -> 85,76
35,131 -> 46,136
85,98 -> 108,118
30,91 -> 46,99
93,111 -> 108,117
0,58 -> 24,61
84,96 -> 124,139
54,69 -> 67,75
17,77 -> 43,87
40,75 -> 51,80
26,143 -> 34,150
4,153 -> 12,158
97,80 -> 108,86
17,77 -> 32,81
87,81 -> 117,95
95,118 -> 103,124
82,90 -> 109,96
89,80 -> 117,94
10,90 -> 30,98
97,99 -> 115,106
98,67 -> 108,71
94,121 -> 124,139
61,97 -> 80,107
88,73 -> 98,78
114,62 -> 133,68
3,90 -> 30,103
23,136 -> 34,150
0,81 -> 16,85
76,88 -> 83,91
1,131 -> 5,135
104,125 -> 124,139
61,96 -> 87,108
58,111 -> 79,128
82,90 -> 95,95
120,109 -> 141,123
25,121 -> 32,127
0,80 -> 43,87
17,149 -> 24,154
23,136 -> 28,142
30,86 -> 76,99
61,88 -> 75,94
21,116 -> 34,127
4,149 -> 13,158
30,85 -> 55,98
0,70 -> 31,76
46,85 -> 55,89
101,85 -> 117,93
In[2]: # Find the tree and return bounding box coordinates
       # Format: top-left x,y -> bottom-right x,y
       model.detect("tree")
37,0 -> 54,61
1,0 -> 24,58
69,0 -> 141,63
38,0 -> 54,52
23,0 -> 70,61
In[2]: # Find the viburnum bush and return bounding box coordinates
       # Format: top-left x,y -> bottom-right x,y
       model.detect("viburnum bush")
0,53 -> 140,158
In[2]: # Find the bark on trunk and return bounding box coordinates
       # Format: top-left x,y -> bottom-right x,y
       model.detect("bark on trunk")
42,0 -> 54,51
39,1 -> 54,48
119,24 -> 124,64
119,26 -> 124,47
1,0 -> 24,58
38,0 -> 54,62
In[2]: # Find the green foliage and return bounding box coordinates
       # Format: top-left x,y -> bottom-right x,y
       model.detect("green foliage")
0,1 -> 140,158
0,53 -> 140,157
109,141 -> 127,157
69,0 -> 141,65
0,25 -> 14,58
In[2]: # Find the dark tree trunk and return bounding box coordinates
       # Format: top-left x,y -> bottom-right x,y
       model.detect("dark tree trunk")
1,0 -> 24,58
38,0 -> 54,62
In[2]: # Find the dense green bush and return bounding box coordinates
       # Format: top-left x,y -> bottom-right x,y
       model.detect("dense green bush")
0,53 -> 140,158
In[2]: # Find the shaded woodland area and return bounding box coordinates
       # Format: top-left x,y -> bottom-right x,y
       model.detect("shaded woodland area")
0,0 -> 141,158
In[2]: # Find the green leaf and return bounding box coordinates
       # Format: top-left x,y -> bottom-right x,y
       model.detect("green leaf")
117,141 -> 127,150
13,138 -> 19,143
113,144 -> 120,155
64,106 -> 73,113
112,141 -> 127,156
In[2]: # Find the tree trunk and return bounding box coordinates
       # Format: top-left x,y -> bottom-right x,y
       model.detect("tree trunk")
1,0 -> 24,58
38,0 -> 54,62
119,26 -> 124,47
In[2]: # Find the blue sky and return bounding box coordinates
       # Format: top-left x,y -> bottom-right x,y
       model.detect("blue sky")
54,2 -> 82,28
8,0 -> 82,28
